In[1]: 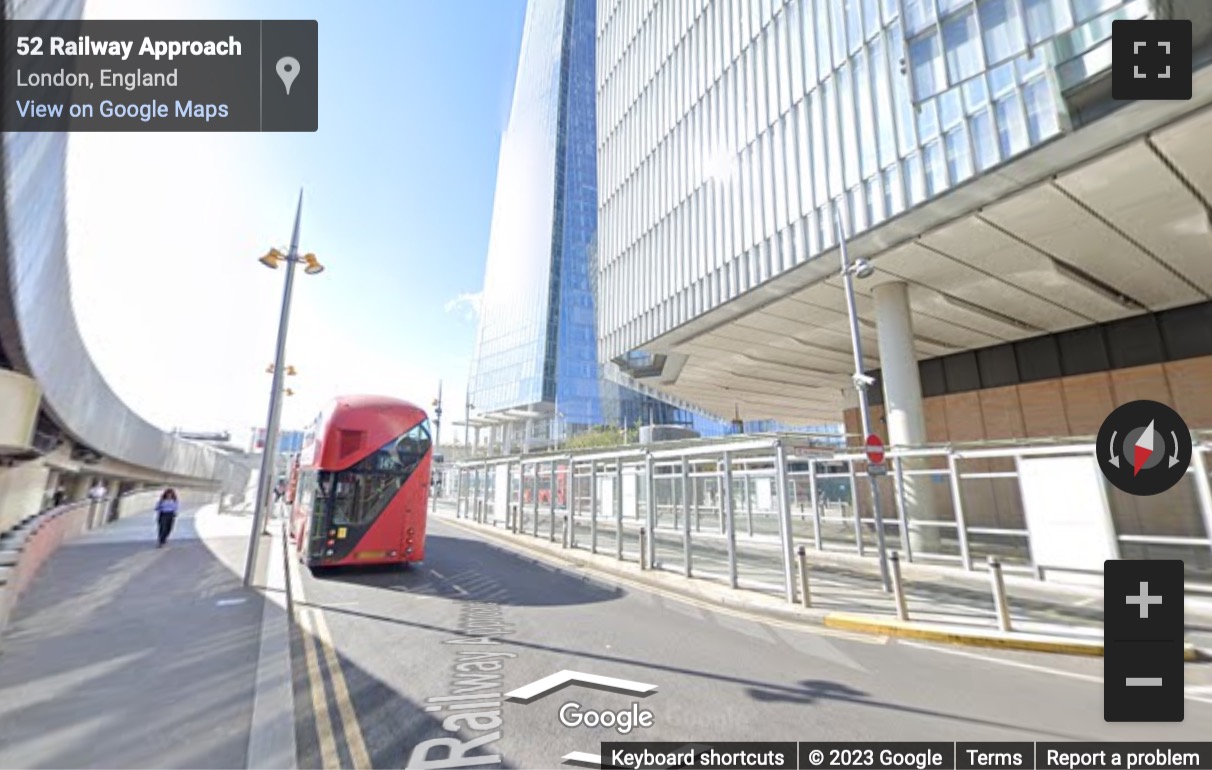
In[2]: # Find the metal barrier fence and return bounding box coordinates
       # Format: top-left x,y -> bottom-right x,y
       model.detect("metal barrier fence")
453,433 -> 1212,603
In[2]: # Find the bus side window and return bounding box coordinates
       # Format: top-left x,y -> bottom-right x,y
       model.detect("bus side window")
395,422 -> 432,476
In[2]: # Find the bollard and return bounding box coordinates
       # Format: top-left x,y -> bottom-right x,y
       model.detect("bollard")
510,505 -> 518,533
562,513 -> 570,549
988,555 -> 1013,632
640,526 -> 648,570
796,545 -> 811,608
889,551 -> 909,621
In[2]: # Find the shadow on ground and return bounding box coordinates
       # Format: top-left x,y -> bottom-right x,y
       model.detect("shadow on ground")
303,532 -> 624,610
0,512 -> 261,769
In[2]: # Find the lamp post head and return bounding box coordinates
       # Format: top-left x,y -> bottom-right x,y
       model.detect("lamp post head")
301,253 -> 325,275
259,248 -> 286,269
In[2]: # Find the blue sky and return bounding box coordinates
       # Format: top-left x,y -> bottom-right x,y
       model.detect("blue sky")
68,0 -> 528,445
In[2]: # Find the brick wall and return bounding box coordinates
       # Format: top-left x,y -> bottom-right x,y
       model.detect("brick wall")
844,356 -> 1212,446
840,356 -> 1212,545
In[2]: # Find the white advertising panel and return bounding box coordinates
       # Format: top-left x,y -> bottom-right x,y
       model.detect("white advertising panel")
1018,455 -> 1117,585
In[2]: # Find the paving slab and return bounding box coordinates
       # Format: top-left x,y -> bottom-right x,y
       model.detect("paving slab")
0,505 -> 285,770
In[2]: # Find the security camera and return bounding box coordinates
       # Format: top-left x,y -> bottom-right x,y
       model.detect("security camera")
852,258 -> 875,279
853,373 -> 876,389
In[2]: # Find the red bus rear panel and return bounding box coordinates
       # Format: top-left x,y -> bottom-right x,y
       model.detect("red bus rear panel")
289,395 -> 432,568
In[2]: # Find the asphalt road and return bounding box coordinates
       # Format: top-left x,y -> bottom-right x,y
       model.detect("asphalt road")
289,518 -> 1212,769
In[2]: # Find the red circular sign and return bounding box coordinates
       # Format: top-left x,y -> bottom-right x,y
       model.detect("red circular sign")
865,434 -> 885,464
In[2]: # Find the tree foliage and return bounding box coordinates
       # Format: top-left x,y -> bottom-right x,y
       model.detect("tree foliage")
564,424 -> 638,450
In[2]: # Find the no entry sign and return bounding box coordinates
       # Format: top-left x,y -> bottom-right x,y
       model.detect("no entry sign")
865,434 -> 885,464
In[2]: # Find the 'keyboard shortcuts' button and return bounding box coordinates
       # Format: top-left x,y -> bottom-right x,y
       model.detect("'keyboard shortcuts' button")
1112,19 -> 1192,101
1104,640 -> 1184,722
1104,559 -> 1184,642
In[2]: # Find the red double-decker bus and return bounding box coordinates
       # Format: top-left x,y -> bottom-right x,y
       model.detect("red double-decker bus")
288,395 -> 432,568
523,463 -> 569,507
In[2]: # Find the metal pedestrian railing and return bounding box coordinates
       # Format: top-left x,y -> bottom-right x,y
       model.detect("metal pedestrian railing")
451,431 -> 1212,605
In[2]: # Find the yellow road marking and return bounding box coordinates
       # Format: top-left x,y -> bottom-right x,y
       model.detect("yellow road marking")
297,608 -> 339,769
441,517 -> 884,644
310,604 -> 373,770
286,539 -> 372,769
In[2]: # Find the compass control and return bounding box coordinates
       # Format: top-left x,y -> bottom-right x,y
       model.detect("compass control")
1096,400 -> 1192,496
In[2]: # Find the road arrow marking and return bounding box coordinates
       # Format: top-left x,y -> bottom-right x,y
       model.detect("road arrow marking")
504,670 -> 657,703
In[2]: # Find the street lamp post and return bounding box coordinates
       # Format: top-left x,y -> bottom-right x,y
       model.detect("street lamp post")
432,381 -> 443,512
834,203 -> 892,594
260,364 -> 296,534
243,190 -> 324,588
433,380 -> 444,451
464,385 -> 475,452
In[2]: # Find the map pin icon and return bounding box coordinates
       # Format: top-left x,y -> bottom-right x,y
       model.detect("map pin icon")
276,56 -> 300,95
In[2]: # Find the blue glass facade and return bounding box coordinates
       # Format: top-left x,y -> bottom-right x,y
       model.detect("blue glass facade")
470,0 -> 747,445
548,0 -> 602,429
470,0 -> 566,415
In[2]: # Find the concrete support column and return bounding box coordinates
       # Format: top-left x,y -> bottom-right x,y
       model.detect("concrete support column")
69,475 -> 92,503
0,461 -> 51,533
873,281 -> 938,552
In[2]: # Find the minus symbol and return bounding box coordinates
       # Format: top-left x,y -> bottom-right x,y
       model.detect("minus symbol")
1126,678 -> 1164,686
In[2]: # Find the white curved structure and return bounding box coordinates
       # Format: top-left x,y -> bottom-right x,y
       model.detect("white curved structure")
0,0 -> 249,492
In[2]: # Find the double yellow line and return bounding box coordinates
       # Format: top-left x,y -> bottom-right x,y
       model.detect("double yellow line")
285,547 -> 372,769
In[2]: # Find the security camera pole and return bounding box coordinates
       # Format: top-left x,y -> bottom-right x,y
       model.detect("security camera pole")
835,205 -> 891,593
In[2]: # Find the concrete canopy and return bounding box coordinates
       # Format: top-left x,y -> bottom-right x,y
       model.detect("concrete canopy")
454,409 -> 545,429
636,84 -> 1212,426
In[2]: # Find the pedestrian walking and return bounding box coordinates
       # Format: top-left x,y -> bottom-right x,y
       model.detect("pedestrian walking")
155,489 -> 180,547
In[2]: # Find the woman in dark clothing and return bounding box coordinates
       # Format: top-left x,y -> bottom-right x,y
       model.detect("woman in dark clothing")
155,489 -> 180,547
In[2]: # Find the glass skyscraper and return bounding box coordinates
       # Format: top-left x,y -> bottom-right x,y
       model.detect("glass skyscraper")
596,0 -> 1148,388
469,0 -> 741,449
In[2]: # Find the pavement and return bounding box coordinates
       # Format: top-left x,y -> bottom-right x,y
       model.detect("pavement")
289,514 -> 1212,769
3,493 -> 1211,770
458,501 -> 1212,658
0,503 -> 295,770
